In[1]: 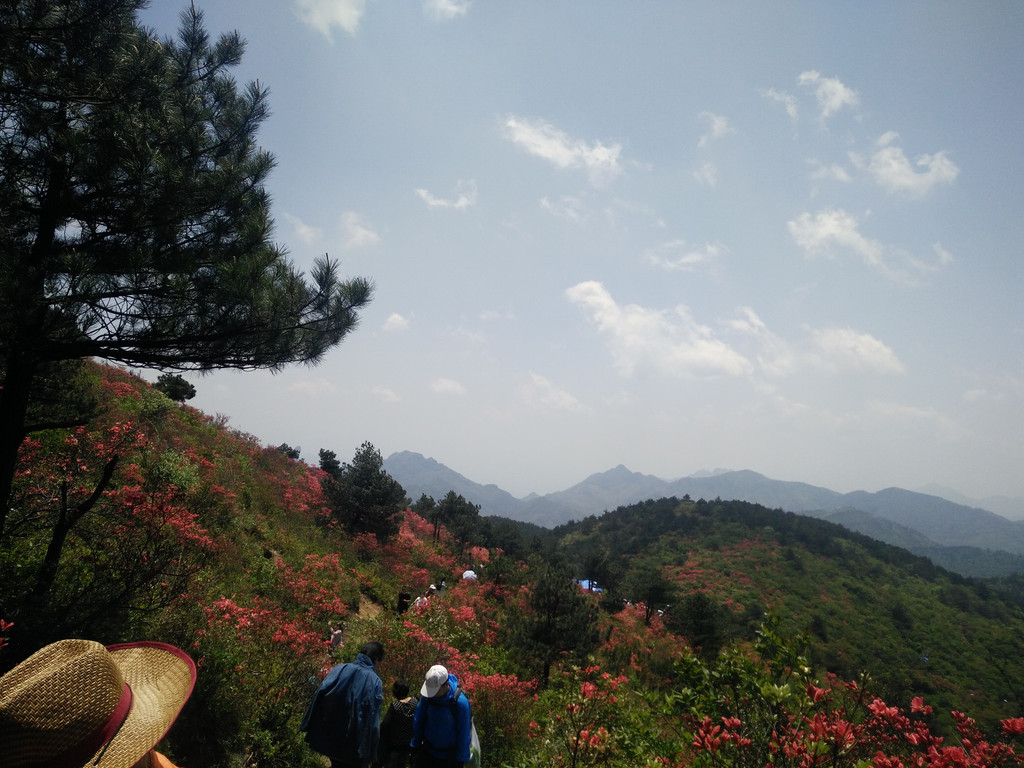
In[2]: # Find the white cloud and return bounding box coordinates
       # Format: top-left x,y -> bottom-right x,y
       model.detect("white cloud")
808,327 -> 906,375
521,372 -> 592,414
859,132 -> 959,196
340,211 -> 380,249
371,385 -> 401,403
727,307 -> 797,377
454,327 -> 486,344
810,161 -> 852,183
728,308 -> 906,378
295,0 -> 364,40
692,162 -> 718,186
288,377 -> 337,395
762,88 -> 798,120
383,313 -> 409,331
415,180 -> 478,210
504,115 -> 623,187
424,0 -> 471,20
282,212 -> 323,246
932,243 -> 954,265
788,208 -> 885,270
565,281 -> 753,378
431,378 -> 466,395
865,400 -> 956,435
698,111 -> 736,147
962,388 -> 988,403
797,70 -> 859,120
788,208 -> 953,282
645,240 -> 724,272
540,195 -> 587,223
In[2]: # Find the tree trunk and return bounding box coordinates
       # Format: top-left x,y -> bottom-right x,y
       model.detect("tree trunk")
0,353 -> 36,539
32,456 -> 119,600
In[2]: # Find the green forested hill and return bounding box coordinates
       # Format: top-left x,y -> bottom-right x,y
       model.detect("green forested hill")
551,496 -> 1024,729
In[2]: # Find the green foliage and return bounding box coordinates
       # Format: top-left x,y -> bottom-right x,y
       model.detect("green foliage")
323,441 -> 406,543
670,591 -> 728,661
555,495 -> 1024,733
436,490 -> 483,550
154,373 -> 197,402
0,0 -> 373,531
277,443 -> 302,460
505,559 -> 601,687
621,560 -> 677,625
318,448 -> 343,477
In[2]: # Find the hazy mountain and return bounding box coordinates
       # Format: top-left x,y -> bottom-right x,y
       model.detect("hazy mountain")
917,483 -> 1024,521
384,451 -> 1024,573
384,451 -> 524,518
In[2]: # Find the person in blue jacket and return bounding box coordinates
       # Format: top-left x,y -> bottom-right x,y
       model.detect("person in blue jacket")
301,641 -> 385,768
410,664 -> 472,768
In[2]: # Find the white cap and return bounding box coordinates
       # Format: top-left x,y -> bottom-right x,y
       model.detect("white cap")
421,664 -> 449,697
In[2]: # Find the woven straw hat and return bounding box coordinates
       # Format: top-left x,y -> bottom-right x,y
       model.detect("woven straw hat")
0,639 -> 196,768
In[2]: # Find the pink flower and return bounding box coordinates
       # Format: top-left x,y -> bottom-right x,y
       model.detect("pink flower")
1002,717 -> 1024,736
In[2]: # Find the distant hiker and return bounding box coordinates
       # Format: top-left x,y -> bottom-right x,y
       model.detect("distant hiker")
414,587 -> 431,610
329,621 -> 345,650
0,638 -> 196,768
375,679 -> 417,768
461,567 -> 477,581
301,641 -> 385,768
396,592 -> 412,615
410,664 -> 472,768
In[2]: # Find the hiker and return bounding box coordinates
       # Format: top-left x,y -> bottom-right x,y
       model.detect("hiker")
301,641 -> 386,768
375,679 -> 417,768
0,638 -> 196,768
396,592 -> 412,615
329,621 -> 345,651
414,586 -> 435,610
461,566 -> 477,581
410,664 -> 472,768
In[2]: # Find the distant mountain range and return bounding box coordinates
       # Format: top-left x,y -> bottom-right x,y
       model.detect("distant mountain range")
383,451 -> 1024,577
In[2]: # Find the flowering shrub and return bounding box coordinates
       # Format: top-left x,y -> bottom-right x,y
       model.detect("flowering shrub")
521,664 -> 663,768
0,619 -> 13,654
670,618 -> 1024,768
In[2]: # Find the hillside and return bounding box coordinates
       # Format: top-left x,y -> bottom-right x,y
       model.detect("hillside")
5,365 -> 1024,768
551,496 -> 1024,731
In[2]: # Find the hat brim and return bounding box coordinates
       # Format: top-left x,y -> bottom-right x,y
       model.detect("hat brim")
87,642 -> 196,768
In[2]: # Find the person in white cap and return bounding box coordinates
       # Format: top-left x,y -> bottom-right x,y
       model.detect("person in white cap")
409,664 -> 472,768
0,638 -> 196,768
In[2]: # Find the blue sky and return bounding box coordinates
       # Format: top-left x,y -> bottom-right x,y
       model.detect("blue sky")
139,1 -> 1023,502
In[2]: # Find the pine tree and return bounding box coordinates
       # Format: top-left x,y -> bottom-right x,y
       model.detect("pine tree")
324,442 -> 406,543
507,559 -> 600,686
0,1 -> 372,533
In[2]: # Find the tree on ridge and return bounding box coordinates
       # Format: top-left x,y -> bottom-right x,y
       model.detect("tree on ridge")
0,1 -> 373,535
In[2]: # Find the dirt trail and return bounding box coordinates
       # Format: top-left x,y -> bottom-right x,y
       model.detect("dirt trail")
357,594 -> 382,619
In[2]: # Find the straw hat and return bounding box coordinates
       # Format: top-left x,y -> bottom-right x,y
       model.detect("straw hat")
0,639 -> 196,768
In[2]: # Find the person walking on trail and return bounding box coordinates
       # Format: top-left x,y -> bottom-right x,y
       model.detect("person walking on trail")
375,679 -> 418,768
301,641 -> 385,768
410,664 -> 472,768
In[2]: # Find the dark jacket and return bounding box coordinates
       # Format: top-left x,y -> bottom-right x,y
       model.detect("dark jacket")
301,653 -> 384,763
410,673 -> 472,763
380,697 -> 418,754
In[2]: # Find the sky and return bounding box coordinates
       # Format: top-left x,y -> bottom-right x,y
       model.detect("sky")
137,1 -> 1024,502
